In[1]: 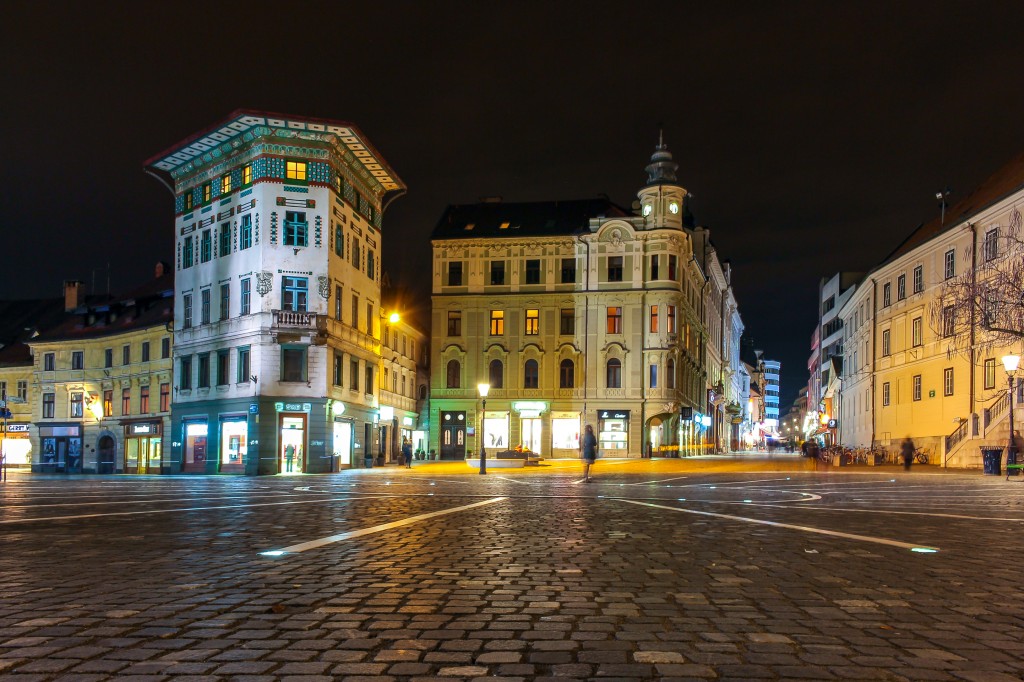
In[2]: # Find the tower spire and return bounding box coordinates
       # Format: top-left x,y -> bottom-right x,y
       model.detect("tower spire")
645,132 -> 678,184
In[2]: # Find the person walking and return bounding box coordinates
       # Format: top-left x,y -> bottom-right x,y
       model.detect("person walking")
581,424 -> 598,482
901,436 -> 915,471
402,438 -> 413,469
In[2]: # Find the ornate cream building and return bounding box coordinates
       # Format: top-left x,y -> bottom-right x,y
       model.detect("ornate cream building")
428,142 -> 743,459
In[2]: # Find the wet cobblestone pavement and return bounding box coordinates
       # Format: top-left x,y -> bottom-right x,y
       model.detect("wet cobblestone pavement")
2,458 -> 1024,681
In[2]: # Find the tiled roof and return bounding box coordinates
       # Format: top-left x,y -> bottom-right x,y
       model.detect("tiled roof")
882,151 -> 1024,265
0,299 -> 67,367
431,198 -> 630,240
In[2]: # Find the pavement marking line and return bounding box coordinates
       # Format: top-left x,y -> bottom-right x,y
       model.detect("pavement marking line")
736,502 -> 1024,522
0,493 -> 318,511
615,499 -> 940,552
269,496 -> 508,554
0,495 -> 392,525
622,475 -> 690,486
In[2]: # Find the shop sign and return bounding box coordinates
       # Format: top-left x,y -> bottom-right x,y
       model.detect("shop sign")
512,401 -> 547,413
310,440 -> 325,447
4,423 -> 28,433
827,419 -> 838,429
402,416 -> 414,426
379,405 -> 395,420
249,403 -> 259,414
130,423 -> 155,435
680,406 -> 693,421
699,414 -> 712,427
275,402 -> 311,413
598,410 -> 629,420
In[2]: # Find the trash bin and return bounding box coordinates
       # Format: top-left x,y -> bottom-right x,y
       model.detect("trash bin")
364,454 -> 374,468
981,446 -> 1003,475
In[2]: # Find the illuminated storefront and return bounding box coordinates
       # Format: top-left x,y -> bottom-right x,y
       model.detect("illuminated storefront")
551,411 -> 581,455
182,419 -> 208,473
333,418 -> 353,469
219,416 -> 248,474
482,410 -> 510,451
38,424 -> 83,473
1,423 -> 31,467
512,401 -> 547,453
124,421 -> 163,474
598,409 -> 629,452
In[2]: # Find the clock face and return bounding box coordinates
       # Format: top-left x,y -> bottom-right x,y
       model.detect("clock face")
669,201 -> 679,214
642,204 -> 652,216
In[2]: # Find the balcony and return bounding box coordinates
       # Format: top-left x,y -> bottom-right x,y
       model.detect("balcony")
272,310 -> 327,345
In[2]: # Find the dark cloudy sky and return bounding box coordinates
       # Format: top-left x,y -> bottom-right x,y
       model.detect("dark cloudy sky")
4,1 -> 1024,408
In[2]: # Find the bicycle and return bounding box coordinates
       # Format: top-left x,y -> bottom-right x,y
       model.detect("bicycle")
914,448 -> 930,465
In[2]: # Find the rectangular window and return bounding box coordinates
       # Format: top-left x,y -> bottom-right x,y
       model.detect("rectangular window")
281,347 -> 307,382
490,261 -> 505,285
882,282 -> 891,307
650,255 -> 659,280
944,367 -> 954,396
220,283 -> 230,320
668,305 -> 677,333
140,385 -> 150,413
183,236 -> 194,268
881,329 -> 890,356
237,347 -> 250,384
122,344 -> 131,365
560,309 -> 575,335
43,392 -> 55,418
650,305 -> 659,333
141,341 -> 150,363
240,214 -> 252,250
882,382 -> 890,406
162,337 -> 170,359
448,261 -> 463,286
350,294 -> 359,329
943,306 -> 955,337
243,164 -> 253,185
197,353 -> 210,388
608,256 -> 623,282
447,311 -> 462,336
367,251 -> 375,280
180,356 -> 192,390
183,293 -> 193,329
334,284 -> 343,320
17,381 -> 26,401
984,228 -> 998,261
284,211 -> 308,247
561,258 -> 576,283
184,192 -> 193,211
913,265 -> 923,294
286,160 -> 307,181
44,352 -> 55,371
70,392 -> 84,418
365,365 -> 374,395
200,229 -> 212,262
334,225 -> 344,258
104,348 -> 113,368
367,302 -> 374,336
282,276 -> 308,312
350,359 -> 359,391
352,241 -> 361,269
219,223 -> 231,257
490,310 -> 505,335
240,278 -> 251,315
668,255 -> 678,281
913,374 -> 922,401
985,358 -> 996,390
201,288 -> 211,324
650,364 -> 658,388
122,387 -> 132,415
912,317 -> 922,347
525,259 -> 541,284
525,309 -> 539,335
944,249 -> 955,279
897,274 -> 906,301
222,173 -> 231,195
216,350 -> 230,386
103,389 -> 112,417
160,383 -> 170,412
333,352 -> 343,386
71,351 -> 84,370
202,182 -> 211,203
607,307 -> 622,334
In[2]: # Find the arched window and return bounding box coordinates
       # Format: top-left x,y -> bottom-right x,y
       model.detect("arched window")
606,358 -> 622,388
524,359 -> 539,389
559,359 -> 574,388
418,384 -> 427,400
667,358 -> 676,389
489,359 -> 504,389
446,359 -> 461,388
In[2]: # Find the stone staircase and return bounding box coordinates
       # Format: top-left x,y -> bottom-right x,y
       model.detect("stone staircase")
943,392 -> 1017,469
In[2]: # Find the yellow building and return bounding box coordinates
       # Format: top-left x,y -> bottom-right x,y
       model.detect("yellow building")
378,303 -> 429,462
28,270 -> 174,473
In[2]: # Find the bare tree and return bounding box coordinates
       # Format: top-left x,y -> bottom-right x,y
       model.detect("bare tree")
932,207 -> 1024,359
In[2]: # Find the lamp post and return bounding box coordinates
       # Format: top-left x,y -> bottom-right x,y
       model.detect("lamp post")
477,383 -> 489,475
1003,354 -> 1020,475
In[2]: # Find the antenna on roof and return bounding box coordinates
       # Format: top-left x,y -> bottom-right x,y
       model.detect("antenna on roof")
936,187 -> 952,225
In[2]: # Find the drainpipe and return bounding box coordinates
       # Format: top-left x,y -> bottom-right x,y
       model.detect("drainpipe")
578,235 -> 591,441
968,222 -> 977,423
870,278 -> 877,448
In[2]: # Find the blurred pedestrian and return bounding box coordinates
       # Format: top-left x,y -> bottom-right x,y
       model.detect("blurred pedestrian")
581,424 -> 598,482
901,436 -> 915,471
402,438 -> 412,468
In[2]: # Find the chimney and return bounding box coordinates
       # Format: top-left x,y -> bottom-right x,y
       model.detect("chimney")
155,261 -> 168,278
64,280 -> 84,311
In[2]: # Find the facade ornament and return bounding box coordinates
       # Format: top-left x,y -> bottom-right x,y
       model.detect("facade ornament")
317,276 -> 330,300
255,271 -> 273,296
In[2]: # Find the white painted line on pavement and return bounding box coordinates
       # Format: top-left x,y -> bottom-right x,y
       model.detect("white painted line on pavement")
264,496 -> 508,554
622,475 -> 690,486
737,502 -> 1024,522
0,495 -> 390,524
615,499 -> 940,552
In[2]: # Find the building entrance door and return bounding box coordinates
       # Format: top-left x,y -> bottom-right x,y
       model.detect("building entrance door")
280,415 -> 306,473
521,418 -> 542,454
97,436 -> 115,474
440,411 -> 466,460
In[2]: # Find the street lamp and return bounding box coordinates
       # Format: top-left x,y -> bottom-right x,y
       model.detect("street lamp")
1003,354 -> 1020,475
477,383 -> 490,475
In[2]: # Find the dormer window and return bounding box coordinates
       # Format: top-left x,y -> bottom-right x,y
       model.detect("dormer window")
286,161 -> 307,182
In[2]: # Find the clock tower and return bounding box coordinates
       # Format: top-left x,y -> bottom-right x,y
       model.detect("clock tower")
636,132 -> 687,230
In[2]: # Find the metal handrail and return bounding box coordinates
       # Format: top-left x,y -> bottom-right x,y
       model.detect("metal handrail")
945,420 -> 969,464
985,391 -> 1010,427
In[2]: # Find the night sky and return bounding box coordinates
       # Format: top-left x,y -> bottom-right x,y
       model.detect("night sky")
5,2 -> 1024,409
